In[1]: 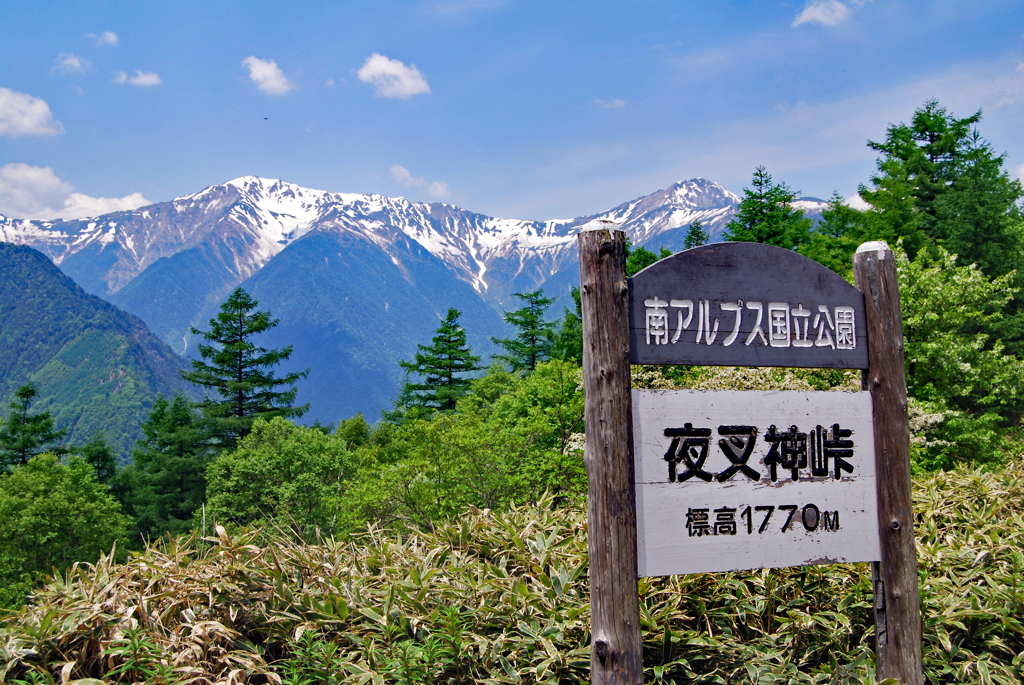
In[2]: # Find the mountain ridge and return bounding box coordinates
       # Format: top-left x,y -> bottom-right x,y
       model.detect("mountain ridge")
0,177 -> 828,422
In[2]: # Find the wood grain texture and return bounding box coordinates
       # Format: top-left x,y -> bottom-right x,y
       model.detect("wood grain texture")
853,241 -> 923,685
632,389 -> 880,577
578,223 -> 643,685
628,243 -> 869,368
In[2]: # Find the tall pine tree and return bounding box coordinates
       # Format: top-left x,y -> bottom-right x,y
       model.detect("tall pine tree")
859,99 -> 983,259
683,220 -> 709,249
492,290 -> 557,372
723,166 -> 812,248
398,308 -> 480,411
0,382 -> 66,470
181,288 -> 308,448
117,394 -> 214,540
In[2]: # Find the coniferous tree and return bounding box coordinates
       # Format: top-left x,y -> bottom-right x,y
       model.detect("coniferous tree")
399,308 -> 481,411
723,166 -> 812,248
0,382 -> 66,470
492,290 -> 557,372
860,99 -> 982,259
116,394 -> 215,540
79,432 -> 118,485
934,130 -> 1024,278
181,288 -> 309,448
797,190 -> 870,278
683,220 -> 709,249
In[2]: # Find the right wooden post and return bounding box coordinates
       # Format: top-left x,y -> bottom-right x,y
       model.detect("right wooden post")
852,241 -> 923,685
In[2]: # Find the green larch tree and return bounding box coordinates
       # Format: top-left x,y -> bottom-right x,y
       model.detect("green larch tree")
0,382 -> 66,470
492,290 -> 558,372
115,394 -> 215,540
181,287 -> 309,448
399,308 -> 481,411
683,220 -> 709,249
723,166 -> 812,248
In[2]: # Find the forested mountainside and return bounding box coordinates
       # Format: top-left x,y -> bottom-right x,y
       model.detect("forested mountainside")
1,177 -> 825,421
0,243 -> 194,458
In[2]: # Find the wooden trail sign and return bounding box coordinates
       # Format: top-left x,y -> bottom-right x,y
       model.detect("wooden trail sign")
579,224 -> 922,685
632,389 -> 880,577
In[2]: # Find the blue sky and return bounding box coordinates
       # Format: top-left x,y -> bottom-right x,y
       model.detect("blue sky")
1,0 -> 1023,221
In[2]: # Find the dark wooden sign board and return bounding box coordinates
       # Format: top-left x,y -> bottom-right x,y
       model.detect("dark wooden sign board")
578,222 -> 922,685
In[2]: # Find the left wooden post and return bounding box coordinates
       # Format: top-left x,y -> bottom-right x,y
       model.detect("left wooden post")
578,220 -> 643,685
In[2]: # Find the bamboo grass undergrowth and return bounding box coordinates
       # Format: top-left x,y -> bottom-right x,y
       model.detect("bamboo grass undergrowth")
2,456 -> 1023,684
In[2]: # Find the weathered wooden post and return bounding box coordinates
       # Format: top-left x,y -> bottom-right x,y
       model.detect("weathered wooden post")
853,241 -> 923,685
578,220 -> 643,685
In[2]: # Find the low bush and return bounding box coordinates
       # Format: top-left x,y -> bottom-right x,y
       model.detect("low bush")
2,456 -> 1022,684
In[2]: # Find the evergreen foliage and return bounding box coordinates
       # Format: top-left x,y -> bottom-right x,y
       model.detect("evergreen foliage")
0,453 -> 129,608
683,220 -> 709,249
114,394 -> 215,541
0,243 -> 193,459
182,287 -> 309,448
0,382 -> 66,470
398,308 -> 481,412
491,290 -> 557,372
723,166 -> 812,248
860,99 -> 983,259
797,191 -> 871,278
78,432 -> 118,484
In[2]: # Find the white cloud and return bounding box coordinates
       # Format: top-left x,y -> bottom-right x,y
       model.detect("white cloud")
390,165 -> 451,199
0,163 -> 151,220
593,99 -> 627,109
113,70 -> 162,86
793,1 -> 851,27
0,88 -> 64,138
357,54 -> 430,99
1012,163 -> 1024,182
843,194 -> 871,210
242,56 -> 295,95
52,53 -> 91,75
87,31 -> 119,46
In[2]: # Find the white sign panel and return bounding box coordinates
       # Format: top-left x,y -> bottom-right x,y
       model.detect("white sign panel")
632,389 -> 881,577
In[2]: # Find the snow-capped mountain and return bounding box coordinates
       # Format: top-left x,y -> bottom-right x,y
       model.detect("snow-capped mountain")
0,177 -> 826,422
0,176 -> 755,303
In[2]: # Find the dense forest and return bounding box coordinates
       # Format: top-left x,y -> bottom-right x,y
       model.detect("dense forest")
2,99 -> 1023,683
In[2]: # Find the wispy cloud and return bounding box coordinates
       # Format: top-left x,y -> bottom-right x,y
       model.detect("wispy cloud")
358,54 -> 430,99
113,70 -> 162,86
390,165 -> 451,199
0,163 -> 150,220
593,99 -> 627,109
0,88 -> 64,138
87,31 -> 119,46
793,0 -> 851,27
242,56 -> 295,95
52,53 -> 91,75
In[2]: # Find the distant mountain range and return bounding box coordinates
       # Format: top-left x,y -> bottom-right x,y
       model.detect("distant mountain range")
0,177 -> 828,423
0,243 -> 194,458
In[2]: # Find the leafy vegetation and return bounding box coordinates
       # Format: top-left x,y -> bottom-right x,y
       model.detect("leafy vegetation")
3,96 -> 1024,682
397,308 -> 481,413
0,243 -> 194,458
0,382 -> 67,469
0,454 -> 129,610
3,455 -> 1023,684
183,287 -> 310,449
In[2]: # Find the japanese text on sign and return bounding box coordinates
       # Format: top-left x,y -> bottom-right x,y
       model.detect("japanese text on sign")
632,389 -> 880,577
644,298 -> 856,351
